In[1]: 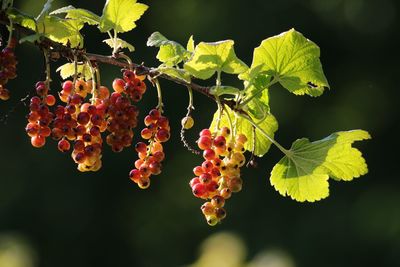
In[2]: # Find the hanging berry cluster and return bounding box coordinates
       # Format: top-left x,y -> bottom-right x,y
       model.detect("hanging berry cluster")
190,127 -> 247,225
129,108 -> 170,189
25,68 -> 148,172
0,38 -> 17,100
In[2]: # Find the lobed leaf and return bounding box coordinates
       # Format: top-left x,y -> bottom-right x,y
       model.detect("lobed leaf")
57,62 -> 92,80
38,16 -> 84,48
50,5 -> 100,25
99,0 -> 148,33
250,29 -> 329,96
270,130 -> 371,202
184,40 -> 248,79
147,32 -> 189,66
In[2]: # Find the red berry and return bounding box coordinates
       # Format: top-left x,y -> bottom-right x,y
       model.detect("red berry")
31,135 -> 46,148
197,136 -> 212,150
199,129 -> 211,137
112,78 -> 125,93
192,183 -> 207,198
58,139 -> 71,152
203,149 -> 216,160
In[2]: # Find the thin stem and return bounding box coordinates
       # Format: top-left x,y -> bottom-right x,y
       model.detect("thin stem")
43,48 -> 51,90
223,104 -> 234,140
216,70 -> 222,87
112,29 -> 118,55
180,86 -> 200,155
7,19 -> 13,45
154,78 -> 163,113
83,55 -> 97,103
215,97 -> 223,132
72,54 -> 78,87
187,86 -> 194,111
237,113 -> 289,155
116,53 -> 133,69
239,76 -> 279,107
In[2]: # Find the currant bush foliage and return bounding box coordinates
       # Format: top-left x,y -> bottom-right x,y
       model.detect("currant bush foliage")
0,0 -> 371,225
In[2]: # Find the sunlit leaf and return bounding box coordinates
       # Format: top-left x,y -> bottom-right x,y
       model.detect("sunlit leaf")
57,62 -> 92,80
184,40 -> 248,79
270,130 -> 371,202
210,106 -> 278,156
50,5 -> 100,25
99,0 -> 148,33
250,29 -> 329,96
103,38 -> 135,52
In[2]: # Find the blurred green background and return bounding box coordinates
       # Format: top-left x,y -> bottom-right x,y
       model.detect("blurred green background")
0,0 -> 399,266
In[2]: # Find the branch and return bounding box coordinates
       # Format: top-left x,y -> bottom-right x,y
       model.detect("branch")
0,11 -> 233,108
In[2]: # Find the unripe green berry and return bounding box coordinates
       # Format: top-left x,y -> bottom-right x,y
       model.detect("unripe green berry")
181,116 -> 194,129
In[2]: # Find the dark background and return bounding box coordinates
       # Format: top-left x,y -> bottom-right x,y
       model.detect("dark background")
0,0 -> 399,266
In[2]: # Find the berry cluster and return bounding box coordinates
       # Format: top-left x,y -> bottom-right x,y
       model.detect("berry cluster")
106,71 -> 146,152
190,127 -> 247,225
25,82 -> 55,148
129,109 -> 170,189
25,69 -> 147,172
0,40 -> 17,100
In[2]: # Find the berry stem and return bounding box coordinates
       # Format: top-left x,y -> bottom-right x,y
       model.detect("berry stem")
43,48 -> 51,92
238,76 -> 279,108
115,53 -> 133,69
154,78 -> 163,113
6,18 -> 13,46
83,55 -> 97,103
72,54 -> 78,87
223,104 -> 235,140
238,113 -> 289,155
180,86 -> 200,155
214,97 -> 223,132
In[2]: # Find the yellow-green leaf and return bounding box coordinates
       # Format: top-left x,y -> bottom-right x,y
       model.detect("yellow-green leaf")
99,0 -> 148,33
210,106 -> 278,156
103,38 -> 135,52
50,5 -> 100,25
39,16 -> 84,48
184,40 -> 248,79
251,29 -> 329,96
57,62 -> 91,80
270,130 -> 371,202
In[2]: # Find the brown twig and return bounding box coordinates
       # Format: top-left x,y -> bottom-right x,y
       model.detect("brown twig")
0,11 -> 237,109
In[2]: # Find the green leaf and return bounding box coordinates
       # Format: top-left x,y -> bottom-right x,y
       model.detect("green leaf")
157,44 -> 187,66
210,106 -> 278,156
50,6 -> 100,25
39,16 -> 84,48
187,35 -> 195,53
99,0 -> 148,33
7,8 -> 36,30
250,29 -> 329,96
147,32 -> 170,47
103,38 -> 135,52
244,89 -> 270,120
57,62 -> 92,80
184,40 -> 248,80
209,86 -> 240,97
157,67 -> 191,83
147,32 -> 189,66
270,130 -> 371,202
